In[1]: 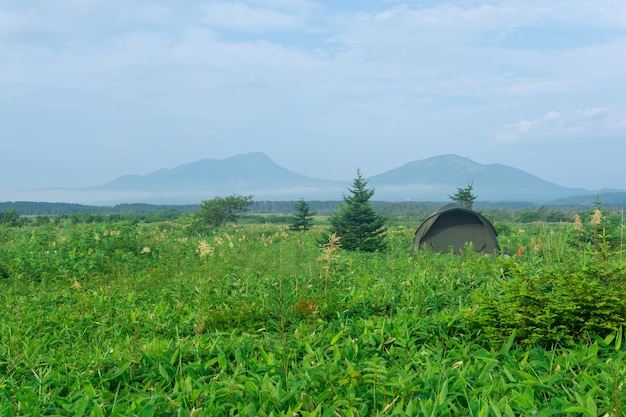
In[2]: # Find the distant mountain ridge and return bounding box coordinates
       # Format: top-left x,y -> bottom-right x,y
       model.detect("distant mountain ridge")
82,152 -> 620,204
367,154 -> 594,202
88,152 -> 349,202
14,152 -> 621,205
97,152 -> 345,192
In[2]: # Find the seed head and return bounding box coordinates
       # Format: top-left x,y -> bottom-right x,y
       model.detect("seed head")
573,213 -> 583,231
590,209 -> 603,226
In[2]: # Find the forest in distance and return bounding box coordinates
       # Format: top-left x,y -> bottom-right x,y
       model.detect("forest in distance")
1,198 -> 622,219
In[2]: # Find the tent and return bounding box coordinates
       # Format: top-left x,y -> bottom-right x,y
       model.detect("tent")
411,203 -> 499,254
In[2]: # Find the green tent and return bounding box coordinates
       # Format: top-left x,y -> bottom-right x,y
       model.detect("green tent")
411,203 -> 499,254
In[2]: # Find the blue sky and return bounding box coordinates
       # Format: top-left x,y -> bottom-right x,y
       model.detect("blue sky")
2,0 -> 625,202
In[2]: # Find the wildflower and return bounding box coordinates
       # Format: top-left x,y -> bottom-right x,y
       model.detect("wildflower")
529,237 -> 542,252
317,233 -> 341,262
141,247 -> 151,254
573,213 -> 583,232
590,208 -> 603,226
261,234 -> 273,246
197,240 -> 213,258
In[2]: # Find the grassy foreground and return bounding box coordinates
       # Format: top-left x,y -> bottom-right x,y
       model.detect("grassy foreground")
1,219 -> 625,416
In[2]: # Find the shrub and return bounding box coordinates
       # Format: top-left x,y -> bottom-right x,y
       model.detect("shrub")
466,245 -> 626,348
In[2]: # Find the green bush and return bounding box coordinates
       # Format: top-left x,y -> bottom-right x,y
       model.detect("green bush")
466,245 -> 626,348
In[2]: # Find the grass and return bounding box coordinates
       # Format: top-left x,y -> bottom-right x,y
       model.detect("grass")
0,218 -> 625,415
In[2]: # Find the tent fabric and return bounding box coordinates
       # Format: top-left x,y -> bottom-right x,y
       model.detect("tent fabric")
412,203 -> 499,254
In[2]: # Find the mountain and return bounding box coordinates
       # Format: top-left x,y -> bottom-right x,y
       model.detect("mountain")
367,154 -> 597,202
15,153 -> 621,205
89,152 -> 349,202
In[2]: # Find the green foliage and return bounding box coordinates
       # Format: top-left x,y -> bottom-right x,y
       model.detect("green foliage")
467,240 -> 626,348
196,194 -> 254,228
2,215 -> 626,415
516,207 -> 570,223
289,198 -> 316,231
0,209 -> 23,227
448,181 -> 477,209
328,170 -> 387,252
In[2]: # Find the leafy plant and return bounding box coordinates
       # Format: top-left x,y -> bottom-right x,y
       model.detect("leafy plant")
467,240 -> 626,347
3,216 -> 626,415
196,194 -> 254,228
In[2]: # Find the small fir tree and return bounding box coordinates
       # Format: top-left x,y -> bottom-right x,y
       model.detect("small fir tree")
449,181 -> 477,209
328,170 -> 386,252
289,198 -> 316,231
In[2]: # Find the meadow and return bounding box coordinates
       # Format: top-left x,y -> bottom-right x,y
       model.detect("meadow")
0,209 -> 625,416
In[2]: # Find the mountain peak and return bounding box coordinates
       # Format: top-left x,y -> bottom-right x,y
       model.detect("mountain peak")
411,154 -> 481,170
368,154 -> 592,201
94,152 -> 347,200
74,153 -> 616,204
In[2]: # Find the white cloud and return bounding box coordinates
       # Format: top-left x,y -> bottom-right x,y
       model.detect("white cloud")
200,2 -> 306,32
1,1 -> 626,191
497,108 -> 625,142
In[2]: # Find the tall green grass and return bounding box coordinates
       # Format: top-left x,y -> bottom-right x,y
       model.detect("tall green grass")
0,219 -> 625,416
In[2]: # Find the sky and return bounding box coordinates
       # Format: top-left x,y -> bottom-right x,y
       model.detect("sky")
2,0 -> 626,202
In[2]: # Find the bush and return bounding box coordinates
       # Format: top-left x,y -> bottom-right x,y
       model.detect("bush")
466,246 -> 626,348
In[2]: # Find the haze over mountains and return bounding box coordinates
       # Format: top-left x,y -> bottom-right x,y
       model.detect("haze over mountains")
10,153 -> 623,204
7,152 -> 619,205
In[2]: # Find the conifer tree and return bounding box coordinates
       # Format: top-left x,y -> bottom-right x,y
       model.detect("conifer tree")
449,181 -> 477,209
328,170 -> 386,252
289,198 -> 316,231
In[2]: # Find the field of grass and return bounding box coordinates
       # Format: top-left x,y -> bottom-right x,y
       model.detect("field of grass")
1,212 -> 625,416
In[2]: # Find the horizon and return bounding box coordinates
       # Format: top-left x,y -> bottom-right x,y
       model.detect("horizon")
2,1 -> 625,200
2,152 -> 624,206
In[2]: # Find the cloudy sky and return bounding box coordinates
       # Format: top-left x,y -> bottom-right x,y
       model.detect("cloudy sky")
2,0 -> 625,201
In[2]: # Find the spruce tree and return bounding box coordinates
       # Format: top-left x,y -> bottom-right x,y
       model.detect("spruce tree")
449,181 -> 477,209
328,170 -> 386,252
289,198 -> 316,231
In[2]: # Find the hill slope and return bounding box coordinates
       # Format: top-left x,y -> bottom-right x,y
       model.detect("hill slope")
91,152 -> 348,202
368,154 -> 593,202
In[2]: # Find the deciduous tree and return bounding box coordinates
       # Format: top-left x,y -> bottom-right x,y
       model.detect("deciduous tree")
197,195 -> 253,227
